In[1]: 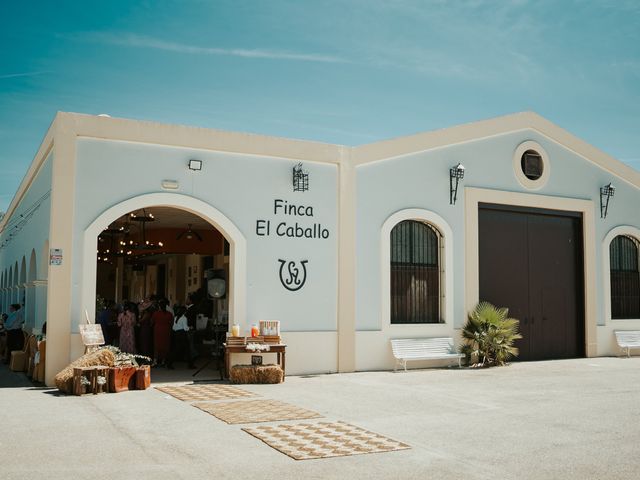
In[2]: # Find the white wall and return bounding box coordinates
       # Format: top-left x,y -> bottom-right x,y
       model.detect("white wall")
69,139 -> 338,372
0,153 -> 52,329
355,129 -> 640,368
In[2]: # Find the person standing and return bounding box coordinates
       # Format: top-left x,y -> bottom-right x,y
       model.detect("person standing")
184,294 -> 198,367
0,313 -> 8,361
151,299 -> 173,366
166,306 -> 195,369
117,302 -> 137,354
138,298 -> 155,358
96,300 -> 113,345
4,304 -> 25,362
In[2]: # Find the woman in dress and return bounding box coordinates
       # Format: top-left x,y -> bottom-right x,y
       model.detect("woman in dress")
117,302 -> 137,354
151,298 -> 173,366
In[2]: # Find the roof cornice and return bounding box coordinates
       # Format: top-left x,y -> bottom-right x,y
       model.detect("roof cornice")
352,111 -> 640,190
1,111 -> 638,231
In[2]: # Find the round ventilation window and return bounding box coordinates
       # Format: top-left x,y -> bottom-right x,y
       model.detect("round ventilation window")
521,150 -> 543,180
513,141 -> 550,190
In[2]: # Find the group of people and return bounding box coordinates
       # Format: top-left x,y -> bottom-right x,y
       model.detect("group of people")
0,303 -> 25,363
97,294 -> 201,369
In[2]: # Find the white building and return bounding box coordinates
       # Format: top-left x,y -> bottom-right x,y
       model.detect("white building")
1,111 -> 639,386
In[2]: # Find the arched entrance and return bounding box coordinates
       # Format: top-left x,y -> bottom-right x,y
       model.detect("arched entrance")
81,193 -> 246,344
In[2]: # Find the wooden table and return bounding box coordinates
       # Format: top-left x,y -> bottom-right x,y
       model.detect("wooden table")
224,344 -> 287,381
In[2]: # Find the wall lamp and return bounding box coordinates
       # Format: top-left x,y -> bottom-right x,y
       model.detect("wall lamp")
600,182 -> 615,219
292,162 -> 309,192
188,159 -> 203,171
449,163 -> 465,205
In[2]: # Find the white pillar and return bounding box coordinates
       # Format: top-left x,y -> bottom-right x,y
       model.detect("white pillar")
25,282 -> 37,332
33,280 -> 48,332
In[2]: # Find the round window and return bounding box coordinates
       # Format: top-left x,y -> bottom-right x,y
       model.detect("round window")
513,141 -> 550,190
521,150 -> 543,180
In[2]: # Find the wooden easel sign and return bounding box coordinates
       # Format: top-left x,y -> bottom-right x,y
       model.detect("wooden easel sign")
79,324 -> 105,352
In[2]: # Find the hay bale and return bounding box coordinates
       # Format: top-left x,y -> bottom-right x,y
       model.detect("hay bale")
230,364 -> 283,384
54,349 -> 116,394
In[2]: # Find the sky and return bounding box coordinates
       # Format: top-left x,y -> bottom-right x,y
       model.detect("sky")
0,0 -> 639,211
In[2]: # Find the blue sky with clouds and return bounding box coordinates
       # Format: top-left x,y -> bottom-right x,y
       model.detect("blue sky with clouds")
1,0 -> 639,210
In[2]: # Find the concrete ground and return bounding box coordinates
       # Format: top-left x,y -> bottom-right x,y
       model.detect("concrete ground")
2,357 -> 640,480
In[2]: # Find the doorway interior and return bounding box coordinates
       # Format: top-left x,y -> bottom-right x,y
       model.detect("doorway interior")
478,203 -> 585,361
94,206 -> 230,378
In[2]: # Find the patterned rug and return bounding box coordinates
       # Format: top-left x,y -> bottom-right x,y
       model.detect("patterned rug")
242,421 -> 410,460
193,399 -> 322,424
156,384 -> 257,402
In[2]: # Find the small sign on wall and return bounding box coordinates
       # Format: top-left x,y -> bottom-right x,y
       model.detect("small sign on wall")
49,248 -> 63,266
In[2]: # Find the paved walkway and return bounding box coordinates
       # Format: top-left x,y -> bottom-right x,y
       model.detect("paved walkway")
1,357 -> 640,479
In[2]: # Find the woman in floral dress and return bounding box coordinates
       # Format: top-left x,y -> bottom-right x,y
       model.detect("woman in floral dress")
117,302 -> 137,354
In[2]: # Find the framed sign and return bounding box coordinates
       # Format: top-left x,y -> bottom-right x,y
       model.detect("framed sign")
49,248 -> 63,266
251,355 -> 263,366
79,324 -> 105,346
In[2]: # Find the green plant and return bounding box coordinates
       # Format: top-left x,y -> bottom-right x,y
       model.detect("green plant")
460,301 -> 522,367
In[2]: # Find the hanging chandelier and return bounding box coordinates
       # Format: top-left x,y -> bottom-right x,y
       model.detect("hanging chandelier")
97,209 -> 164,262
126,209 -> 164,250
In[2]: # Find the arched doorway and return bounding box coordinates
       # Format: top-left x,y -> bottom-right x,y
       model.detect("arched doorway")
81,193 -> 246,371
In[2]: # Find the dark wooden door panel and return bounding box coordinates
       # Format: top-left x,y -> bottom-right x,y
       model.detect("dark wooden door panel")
479,208 -> 531,360
479,204 -> 584,361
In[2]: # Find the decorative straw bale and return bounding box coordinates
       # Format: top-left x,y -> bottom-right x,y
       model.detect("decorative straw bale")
230,364 -> 283,384
54,348 -> 116,394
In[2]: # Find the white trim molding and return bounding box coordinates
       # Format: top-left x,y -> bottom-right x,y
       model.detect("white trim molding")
464,187 -> 598,357
380,208 -> 454,333
81,192 -> 247,331
512,140 -> 550,190
602,225 -> 640,325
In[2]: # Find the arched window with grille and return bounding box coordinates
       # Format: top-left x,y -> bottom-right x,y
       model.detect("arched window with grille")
610,235 -> 640,319
390,220 -> 441,323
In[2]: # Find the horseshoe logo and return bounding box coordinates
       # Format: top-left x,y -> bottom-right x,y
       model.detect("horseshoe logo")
278,259 -> 308,292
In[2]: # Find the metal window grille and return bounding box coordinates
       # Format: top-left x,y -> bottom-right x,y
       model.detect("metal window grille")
610,235 -> 640,319
390,220 -> 441,324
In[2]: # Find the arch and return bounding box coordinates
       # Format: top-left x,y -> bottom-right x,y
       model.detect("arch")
12,261 -> 18,303
1,270 -> 4,311
603,225 -> 640,323
28,249 -> 37,282
381,208 -> 454,328
20,256 -> 27,284
81,192 -> 246,328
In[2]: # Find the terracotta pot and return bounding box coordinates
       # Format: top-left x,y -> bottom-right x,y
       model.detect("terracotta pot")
108,366 -> 137,393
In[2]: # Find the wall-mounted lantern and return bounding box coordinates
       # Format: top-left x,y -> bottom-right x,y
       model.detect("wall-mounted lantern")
188,159 -> 203,171
293,162 -> 309,192
449,163 -> 465,205
600,182 -> 615,218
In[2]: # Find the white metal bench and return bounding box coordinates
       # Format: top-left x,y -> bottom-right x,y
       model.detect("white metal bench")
391,337 -> 464,371
614,331 -> 640,357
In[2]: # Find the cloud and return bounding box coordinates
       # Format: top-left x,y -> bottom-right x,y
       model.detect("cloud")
0,71 -> 50,80
70,32 -> 349,64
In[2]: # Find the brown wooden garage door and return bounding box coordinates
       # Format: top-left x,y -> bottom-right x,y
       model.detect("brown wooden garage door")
478,203 -> 585,361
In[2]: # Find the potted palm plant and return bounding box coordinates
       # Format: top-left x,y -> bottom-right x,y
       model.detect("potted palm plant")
460,302 -> 522,367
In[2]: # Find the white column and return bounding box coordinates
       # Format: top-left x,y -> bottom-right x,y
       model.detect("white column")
25,281 -> 36,332
33,280 -> 48,332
